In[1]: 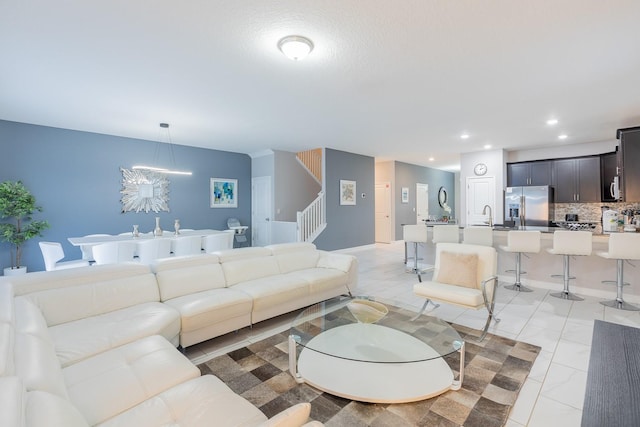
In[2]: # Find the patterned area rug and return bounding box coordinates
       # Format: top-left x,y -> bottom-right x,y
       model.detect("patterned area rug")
198,308 -> 541,427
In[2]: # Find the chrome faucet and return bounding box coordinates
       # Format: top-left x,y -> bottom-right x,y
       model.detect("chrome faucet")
482,205 -> 493,227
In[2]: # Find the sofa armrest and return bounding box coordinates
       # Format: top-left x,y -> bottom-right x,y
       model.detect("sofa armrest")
257,402 -> 315,427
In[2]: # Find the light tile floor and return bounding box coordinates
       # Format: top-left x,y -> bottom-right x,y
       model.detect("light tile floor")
186,242 -> 640,427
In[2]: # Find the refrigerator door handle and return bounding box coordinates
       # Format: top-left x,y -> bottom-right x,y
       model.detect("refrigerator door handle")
520,195 -> 525,227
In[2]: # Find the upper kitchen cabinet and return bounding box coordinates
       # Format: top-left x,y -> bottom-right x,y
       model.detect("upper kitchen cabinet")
617,126 -> 640,202
552,156 -> 600,203
507,161 -> 552,187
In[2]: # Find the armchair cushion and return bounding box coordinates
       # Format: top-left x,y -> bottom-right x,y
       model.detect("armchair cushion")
434,251 -> 478,289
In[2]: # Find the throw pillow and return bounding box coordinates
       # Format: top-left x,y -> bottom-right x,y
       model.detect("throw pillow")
435,251 -> 478,289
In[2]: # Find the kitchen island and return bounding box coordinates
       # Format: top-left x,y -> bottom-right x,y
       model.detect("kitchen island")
406,225 -> 640,302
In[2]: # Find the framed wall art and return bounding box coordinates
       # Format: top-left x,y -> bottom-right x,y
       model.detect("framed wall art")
210,178 -> 238,208
340,180 -> 356,206
401,187 -> 409,203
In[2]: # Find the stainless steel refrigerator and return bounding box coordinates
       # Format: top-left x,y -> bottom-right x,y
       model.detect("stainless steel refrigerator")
504,186 -> 554,229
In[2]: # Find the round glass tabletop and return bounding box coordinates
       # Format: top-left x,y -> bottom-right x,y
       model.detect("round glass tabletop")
289,296 -> 462,364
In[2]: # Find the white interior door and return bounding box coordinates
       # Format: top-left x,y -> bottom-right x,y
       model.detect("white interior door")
466,177 -> 495,226
375,182 -> 392,243
416,183 -> 429,224
251,176 -> 272,247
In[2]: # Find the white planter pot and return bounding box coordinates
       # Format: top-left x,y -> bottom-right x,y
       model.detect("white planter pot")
3,266 -> 27,276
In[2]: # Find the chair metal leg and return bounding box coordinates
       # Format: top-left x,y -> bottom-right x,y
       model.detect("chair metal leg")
476,277 -> 500,342
504,252 -> 533,292
410,299 -> 440,321
551,255 -> 583,301
600,259 -> 640,311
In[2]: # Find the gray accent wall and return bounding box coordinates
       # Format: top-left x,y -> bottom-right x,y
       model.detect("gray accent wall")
314,148 -> 375,250
0,120 -> 251,272
394,161 -> 456,238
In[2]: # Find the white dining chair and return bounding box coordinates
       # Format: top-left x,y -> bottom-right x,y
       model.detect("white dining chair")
92,241 -> 137,265
39,241 -> 89,271
202,232 -> 234,253
171,235 -> 203,257
136,239 -> 172,265
79,234 -> 111,262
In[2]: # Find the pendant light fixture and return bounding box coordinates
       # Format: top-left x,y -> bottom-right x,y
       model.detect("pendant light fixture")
133,123 -> 192,175
278,35 -> 314,61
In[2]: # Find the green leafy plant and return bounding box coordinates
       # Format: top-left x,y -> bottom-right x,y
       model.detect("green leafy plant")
0,181 -> 50,269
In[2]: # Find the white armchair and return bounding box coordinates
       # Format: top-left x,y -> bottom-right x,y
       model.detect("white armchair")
413,242 -> 499,341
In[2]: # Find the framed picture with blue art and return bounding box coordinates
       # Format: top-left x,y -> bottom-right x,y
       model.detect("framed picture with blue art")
210,178 -> 238,208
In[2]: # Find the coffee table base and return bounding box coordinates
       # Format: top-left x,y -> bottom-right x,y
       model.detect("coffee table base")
289,323 -> 464,403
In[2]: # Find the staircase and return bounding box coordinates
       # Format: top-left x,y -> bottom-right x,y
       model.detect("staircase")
296,149 -> 322,184
295,148 -> 326,242
297,191 -> 326,242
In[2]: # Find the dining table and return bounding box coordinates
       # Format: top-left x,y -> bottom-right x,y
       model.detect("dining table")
67,229 -> 227,249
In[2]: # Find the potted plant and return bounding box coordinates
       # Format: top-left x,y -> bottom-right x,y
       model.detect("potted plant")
0,181 -> 49,275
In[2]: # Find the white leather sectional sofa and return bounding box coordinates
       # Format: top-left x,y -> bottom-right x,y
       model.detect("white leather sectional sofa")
0,242 -> 356,426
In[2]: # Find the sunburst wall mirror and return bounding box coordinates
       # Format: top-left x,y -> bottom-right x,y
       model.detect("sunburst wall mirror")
120,167 -> 170,213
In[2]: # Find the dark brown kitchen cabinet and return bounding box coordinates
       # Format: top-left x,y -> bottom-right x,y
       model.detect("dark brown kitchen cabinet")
617,127 -> 640,202
507,161 -> 551,187
552,156 -> 600,203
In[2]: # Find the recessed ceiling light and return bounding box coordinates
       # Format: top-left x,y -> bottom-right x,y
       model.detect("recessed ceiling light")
546,119 -> 559,126
460,133 -> 470,139
278,35 -> 314,61
428,157 -> 435,161
483,144 -> 492,149
558,134 -> 568,140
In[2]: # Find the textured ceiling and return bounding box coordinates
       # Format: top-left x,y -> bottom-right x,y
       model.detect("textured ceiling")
1,1 -> 640,170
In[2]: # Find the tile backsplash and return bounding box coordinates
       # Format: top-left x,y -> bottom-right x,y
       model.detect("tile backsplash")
554,202 -> 640,233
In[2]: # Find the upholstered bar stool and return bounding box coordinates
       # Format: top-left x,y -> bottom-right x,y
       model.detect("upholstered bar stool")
432,225 -> 460,244
499,230 -> 541,292
463,226 -> 493,247
547,230 -> 592,301
403,224 -> 429,282
596,233 -> 640,311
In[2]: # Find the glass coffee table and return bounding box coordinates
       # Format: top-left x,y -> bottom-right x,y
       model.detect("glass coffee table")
288,296 -> 465,403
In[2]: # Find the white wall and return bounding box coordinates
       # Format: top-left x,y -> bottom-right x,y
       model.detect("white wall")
507,139 -> 617,162
459,149 -> 507,226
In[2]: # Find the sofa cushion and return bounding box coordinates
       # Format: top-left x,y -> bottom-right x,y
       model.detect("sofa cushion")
13,297 -> 68,399
0,376 -> 26,427
26,390 -> 89,427
0,284 -> 15,376
164,288 -> 253,333
222,257 -> 281,286
8,263 -> 151,296
285,268 -> 348,294
156,263 -> 227,301
274,251 -> 320,274
266,242 -> 316,254
63,335 -> 199,426
49,302 -> 181,368
233,275 -> 310,322
150,253 -> 220,273
258,402 -> 311,427
215,247 -> 272,262
317,252 -> 356,274
413,281 -> 484,308
24,273 -> 161,327
97,375 -> 267,427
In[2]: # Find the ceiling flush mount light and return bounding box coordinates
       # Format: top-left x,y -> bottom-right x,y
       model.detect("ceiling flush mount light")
133,123 -> 193,175
278,35 -> 314,61
428,157 -> 435,162
460,133 -> 470,140
558,134 -> 568,140
546,118 -> 559,126
484,144 -> 492,149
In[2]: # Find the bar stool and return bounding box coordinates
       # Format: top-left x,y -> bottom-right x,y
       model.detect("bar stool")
596,233 -> 640,311
499,230 -> 541,292
432,225 -> 460,244
463,226 -> 493,246
403,224 -> 430,282
547,230 -> 592,301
